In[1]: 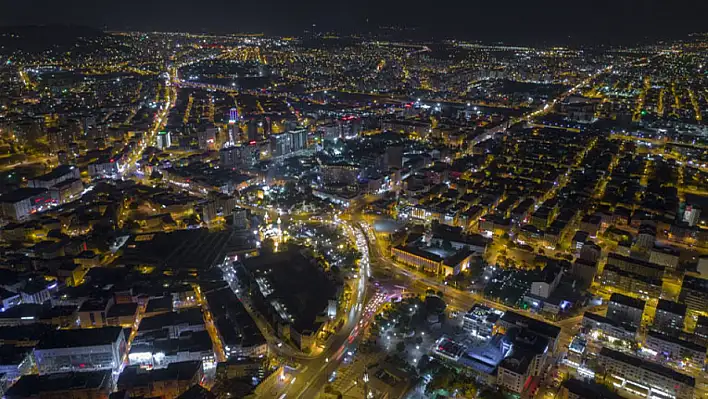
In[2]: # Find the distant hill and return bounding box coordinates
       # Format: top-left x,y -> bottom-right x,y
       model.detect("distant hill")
0,24 -> 108,54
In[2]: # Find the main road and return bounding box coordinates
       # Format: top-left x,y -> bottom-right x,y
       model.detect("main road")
278,219 -> 373,399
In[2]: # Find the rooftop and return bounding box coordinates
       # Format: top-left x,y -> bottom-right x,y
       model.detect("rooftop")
4,370 -> 112,398
36,327 -> 124,350
499,311 -> 560,341
599,347 -> 695,386
562,378 -> 623,399
118,360 -> 202,390
608,292 -> 646,310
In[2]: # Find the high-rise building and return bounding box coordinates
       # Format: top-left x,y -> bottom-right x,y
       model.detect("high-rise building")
270,132 -> 292,158
156,131 -> 171,149
228,108 -> 239,145
288,129 -> 308,152
683,205 -> 701,227
232,207 -> 249,230
263,117 -> 272,137
247,119 -> 259,142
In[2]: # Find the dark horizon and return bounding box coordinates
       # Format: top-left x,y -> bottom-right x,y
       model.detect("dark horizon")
1,0 -> 707,45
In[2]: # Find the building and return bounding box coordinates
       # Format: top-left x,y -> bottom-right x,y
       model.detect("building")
157,131 -> 172,149
571,258 -> 597,288
497,311 -> 561,353
27,165 -> 81,189
636,223 -> 657,249
269,132 -> 292,157
238,247 -> 342,352
137,308 -> 205,339
596,347 -> 695,399
683,205 -> 701,227
50,178 -> 84,204
496,328 -> 549,394
204,287 -> 268,359
320,162 -> 360,186
694,316 -> 708,341
220,146 -> 239,168
88,157 -> 119,179
560,378 -> 623,399
216,357 -> 265,381
129,330 -> 215,370
462,305 -> 503,340
232,207 -> 249,231
649,246 -> 680,270
0,188 -> 51,222
581,312 -> 637,342
600,265 -> 662,300
198,126 -> 218,150
391,244 -> 473,276
644,330 -> 706,369
247,119 -> 258,142
117,360 -> 203,399
607,293 -> 645,327
679,276 -> 708,313
653,299 -> 686,332
33,327 -> 127,374
606,253 -> 665,279
529,265 -> 563,299
288,129 -> 308,152
77,299 -> 112,328
579,242 -> 601,263
4,370 -> 113,399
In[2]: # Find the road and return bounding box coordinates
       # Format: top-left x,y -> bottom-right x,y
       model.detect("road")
358,219 -> 583,341
281,220 -> 372,398
217,218 -> 373,398
121,67 -> 177,178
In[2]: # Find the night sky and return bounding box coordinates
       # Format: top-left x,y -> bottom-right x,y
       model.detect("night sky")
1,0 -> 706,44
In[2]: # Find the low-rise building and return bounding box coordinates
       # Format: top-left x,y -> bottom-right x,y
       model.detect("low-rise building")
117,360 -> 203,399
497,311 -> 561,353
644,331 -> 706,369
496,328 -> 549,394
0,188 -> 51,222
33,327 -> 127,374
649,246 -> 681,270
581,312 -> 637,342
596,347 -> 695,399
600,265 -> 662,300
462,305 -> 503,340
4,370 -> 113,399
560,378 -> 623,399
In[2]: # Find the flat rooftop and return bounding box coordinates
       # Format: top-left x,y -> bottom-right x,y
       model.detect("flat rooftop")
599,347 -> 695,386
241,246 -> 339,333
36,327 -> 124,350
119,229 -> 254,272
4,370 -> 112,398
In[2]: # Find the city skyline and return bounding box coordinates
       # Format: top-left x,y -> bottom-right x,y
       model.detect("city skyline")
1,0 -> 707,44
